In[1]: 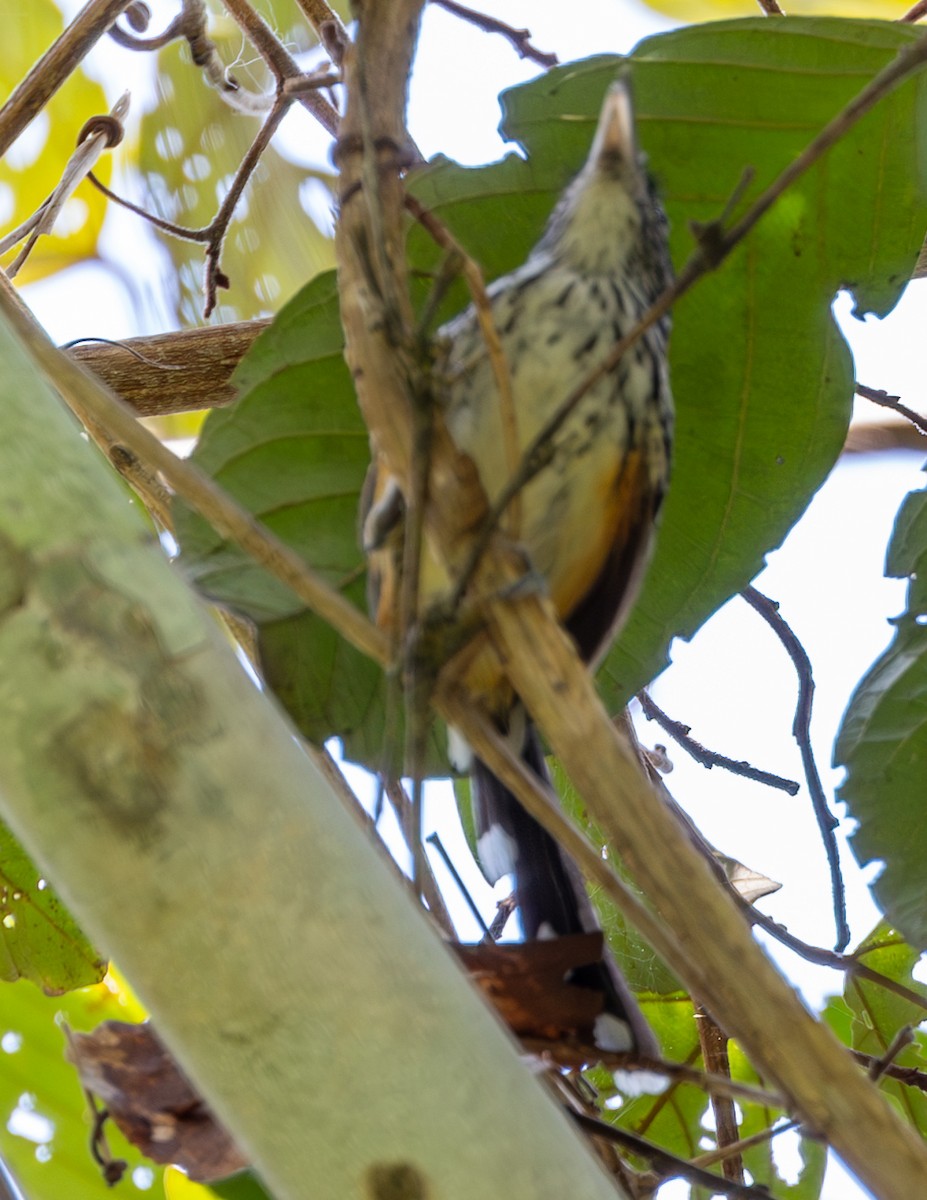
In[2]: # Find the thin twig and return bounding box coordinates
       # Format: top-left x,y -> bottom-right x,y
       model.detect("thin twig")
456,31 -> 927,595
741,587 -> 849,951
693,1120 -> 801,1170
0,1155 -> 26,1200
88,96 -> 293,315
429,0 -> 558,67
899,0 -> 927,22
0,0 -> 134,158
857,381 -> 927,435
869,1026 -> 915,1082
567,1113 -> 774,1199
425,831 -> 489,938
201,96 -> 292,313
754,0 -> 786,13
851,1050 -> 927,1091
749,908 -> 927,1013
220,0 -> 339,134
637,690 -> 800,795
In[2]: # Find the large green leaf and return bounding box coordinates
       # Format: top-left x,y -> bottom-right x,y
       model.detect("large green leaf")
0,977 -> 162,1200
835,485 -> 927,947
0,824 -> 105,994
177,20 -> 927,770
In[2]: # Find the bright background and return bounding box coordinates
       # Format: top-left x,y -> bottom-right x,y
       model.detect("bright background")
16,2 -> 927,1197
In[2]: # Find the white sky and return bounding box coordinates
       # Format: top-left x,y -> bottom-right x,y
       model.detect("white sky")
16,3 -> 927,1197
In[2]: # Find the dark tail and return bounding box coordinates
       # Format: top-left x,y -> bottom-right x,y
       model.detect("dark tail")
472,722 -> 658,1057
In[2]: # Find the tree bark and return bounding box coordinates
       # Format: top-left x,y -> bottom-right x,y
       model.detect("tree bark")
67,320 -> 267,416
0,311 -> 628,1200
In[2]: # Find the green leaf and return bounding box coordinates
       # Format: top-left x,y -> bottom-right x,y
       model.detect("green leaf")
842,925 -> 927,1136
730,1043 -> 827,1199
175,276 -> 446,767
589,994 -> 708,1160
0,822 -> 105,994
835,481 -> 927,947
549,760 -> 678,996
177,20 -> 927,772
0,977 -> 162,1200
0,0 -> 112,282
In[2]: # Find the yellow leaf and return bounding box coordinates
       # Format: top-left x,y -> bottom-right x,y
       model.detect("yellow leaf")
0,0 -> 113,283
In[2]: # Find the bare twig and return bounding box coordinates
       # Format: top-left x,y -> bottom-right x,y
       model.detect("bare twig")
868,1026 -> 915,1082
851,1050 -> 927,1090
430,0 -> 558,67
0,1155 -> 27,1200
425,831 -> 489,938
0,0 -> 134,158
637,690 -> 800,795
220,0 -> 339,134
460,31 -> 927,589
693,1120 -> 801,1170
741,587 -> 849,952
201,96 -> 292,313
755,0 -> 786,14
749,908 -> 927,1013
88,96 -> 293,315
567,1113 -> 773,1199
695,1006 -> 745,1186
856,381 -> 927,435
899,0 -> 927,22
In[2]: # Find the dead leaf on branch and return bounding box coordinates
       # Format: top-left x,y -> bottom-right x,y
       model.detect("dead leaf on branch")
66,1020 -> 249,1184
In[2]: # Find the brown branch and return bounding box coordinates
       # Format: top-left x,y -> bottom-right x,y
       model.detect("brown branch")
748,908 -> 927,1013
741,587 -> 849,951
637,690 -> 800,795
899,0 -> 927,22
202,97 -> 292,314
0,276 -> 388,670
66,321 -> 267,416
844,417 -> 927,453
429,0 -> 558,68
0,0 -> 134,158
219,0 -> 339,134
755,0 -> 786,13
292,0 -> 347,37
695,1006 -> 745,1187
856,381 -> 927,436
851,1050 -> 927,1091
88,95 -> 293,316
567,1113 -> 772,1199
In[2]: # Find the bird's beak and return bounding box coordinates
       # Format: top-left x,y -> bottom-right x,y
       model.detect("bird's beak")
589,81 -> 638,173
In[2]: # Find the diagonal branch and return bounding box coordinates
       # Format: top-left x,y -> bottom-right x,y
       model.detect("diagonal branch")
0,0 -> 134,158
